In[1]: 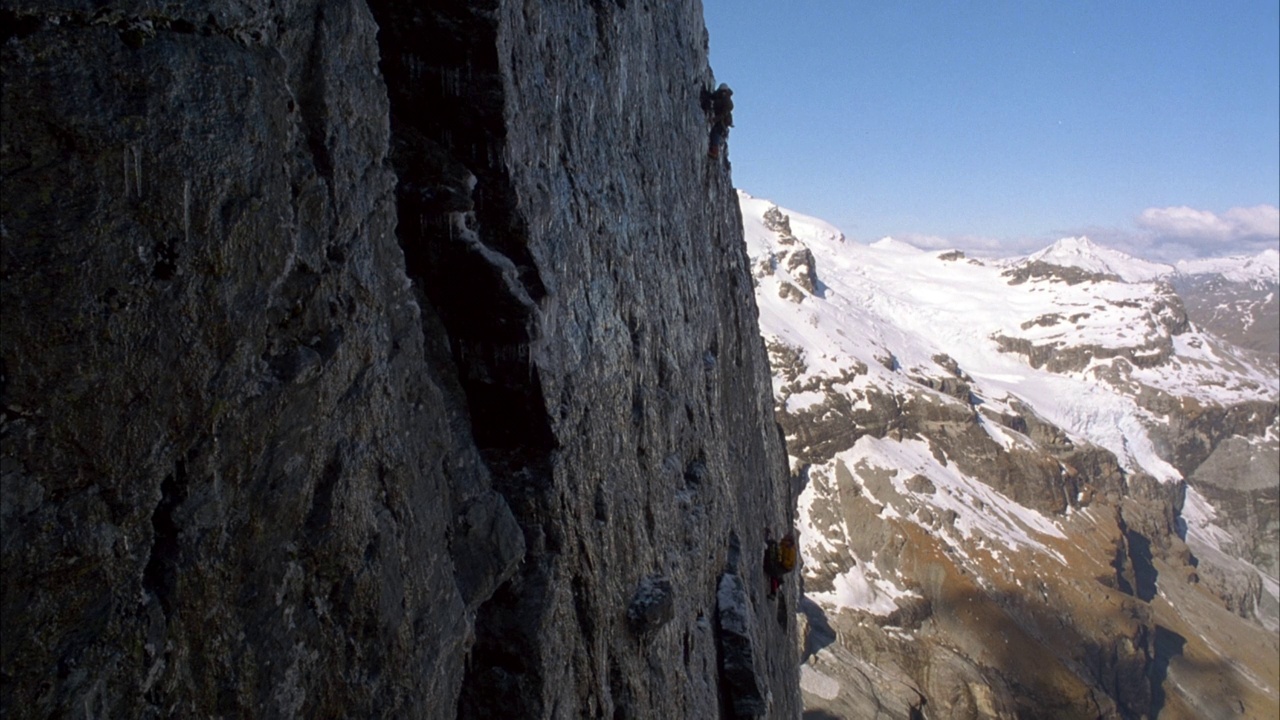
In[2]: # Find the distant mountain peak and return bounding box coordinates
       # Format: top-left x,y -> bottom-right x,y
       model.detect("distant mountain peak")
1044,235 -> 1102,253
1175,248 -> 1279,284
1025,236 -> 1173,283
869,237 -> 926,254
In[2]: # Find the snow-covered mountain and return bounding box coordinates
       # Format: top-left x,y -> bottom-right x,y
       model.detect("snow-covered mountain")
1012,238 -> 1280,356
1015,236 -> 1278,287
1022,236 -> 1174,282
1177,250 -> 1280,285
739,191 -> 1280,719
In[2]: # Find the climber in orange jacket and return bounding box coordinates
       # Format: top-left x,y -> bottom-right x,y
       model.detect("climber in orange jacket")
763,528 -> 798,600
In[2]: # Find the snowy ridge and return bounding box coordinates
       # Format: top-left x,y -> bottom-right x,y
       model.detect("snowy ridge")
741,192 -> 1274,479
1176,248 -> 1280,284
740,190 -> 1279,620
1018,235 -> 1279,286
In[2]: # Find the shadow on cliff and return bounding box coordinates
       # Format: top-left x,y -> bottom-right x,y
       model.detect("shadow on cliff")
364,2 -> 561,717
925,582 -> 1245,719
1124,529 -> 1159,603
798,595 -> 836,664
1148,624 -> 1186,714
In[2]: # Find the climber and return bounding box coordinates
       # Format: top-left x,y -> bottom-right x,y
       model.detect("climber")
763,528 -> 797,600
710,83 -> 734,128
708,122 -> 727,159
707,83 -> 733,159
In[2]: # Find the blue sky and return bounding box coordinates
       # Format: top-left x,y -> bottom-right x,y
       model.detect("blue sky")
702,1 -> 1280,260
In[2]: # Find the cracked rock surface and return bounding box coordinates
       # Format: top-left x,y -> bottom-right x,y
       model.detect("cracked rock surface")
1,1 -> 799,717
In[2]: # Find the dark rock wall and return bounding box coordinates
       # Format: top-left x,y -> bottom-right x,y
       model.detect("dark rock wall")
369,1 -> 798,717
1,1 -> 798,718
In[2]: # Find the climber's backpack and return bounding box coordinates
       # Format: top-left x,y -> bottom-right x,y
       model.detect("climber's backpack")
777,537 -> 797,574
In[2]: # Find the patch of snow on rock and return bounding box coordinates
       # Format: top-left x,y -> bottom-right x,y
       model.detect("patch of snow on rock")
806,562 -> 916,615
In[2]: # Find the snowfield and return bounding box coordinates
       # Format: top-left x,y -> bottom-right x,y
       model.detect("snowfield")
742,191 -> 1275,483
740,190 -> 1279,618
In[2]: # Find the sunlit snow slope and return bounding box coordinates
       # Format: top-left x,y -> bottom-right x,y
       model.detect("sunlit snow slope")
743,192 -> 1273,482
741,190 -> 1280,719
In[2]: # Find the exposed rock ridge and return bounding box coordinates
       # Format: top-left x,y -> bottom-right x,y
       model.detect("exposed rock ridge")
1,1 -> 798,718
1003,259 -> 1123,286
754,205 -> 819,300
992,281 -> 1190,374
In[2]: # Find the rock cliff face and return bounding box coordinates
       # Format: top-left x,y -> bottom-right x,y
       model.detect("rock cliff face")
1,2 -> 799,718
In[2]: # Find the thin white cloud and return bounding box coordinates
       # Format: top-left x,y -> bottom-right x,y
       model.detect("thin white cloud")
889,232 -> 1039,255
870,206 -> 1278,264
889,233 -> 969,250
1137,204 -> 1280,243
1223,205 -> 1280,238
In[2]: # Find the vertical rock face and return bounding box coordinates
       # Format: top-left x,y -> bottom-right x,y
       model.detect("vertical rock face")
369,2 -> 799,716
1,1 -> 798,718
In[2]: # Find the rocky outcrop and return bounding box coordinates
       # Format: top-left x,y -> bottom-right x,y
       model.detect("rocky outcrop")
1142,394 -> 1277,479
1134,391 -> 1280,623
1003,260 -> 1121,286
992,332 -> 1178,373
717,569 -> 769,718
1,1 -> 798,718
762,205 -> 793,236
994,267 -> 1191,375
1189,435 -> 1280,579
753,205 -> 821,301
